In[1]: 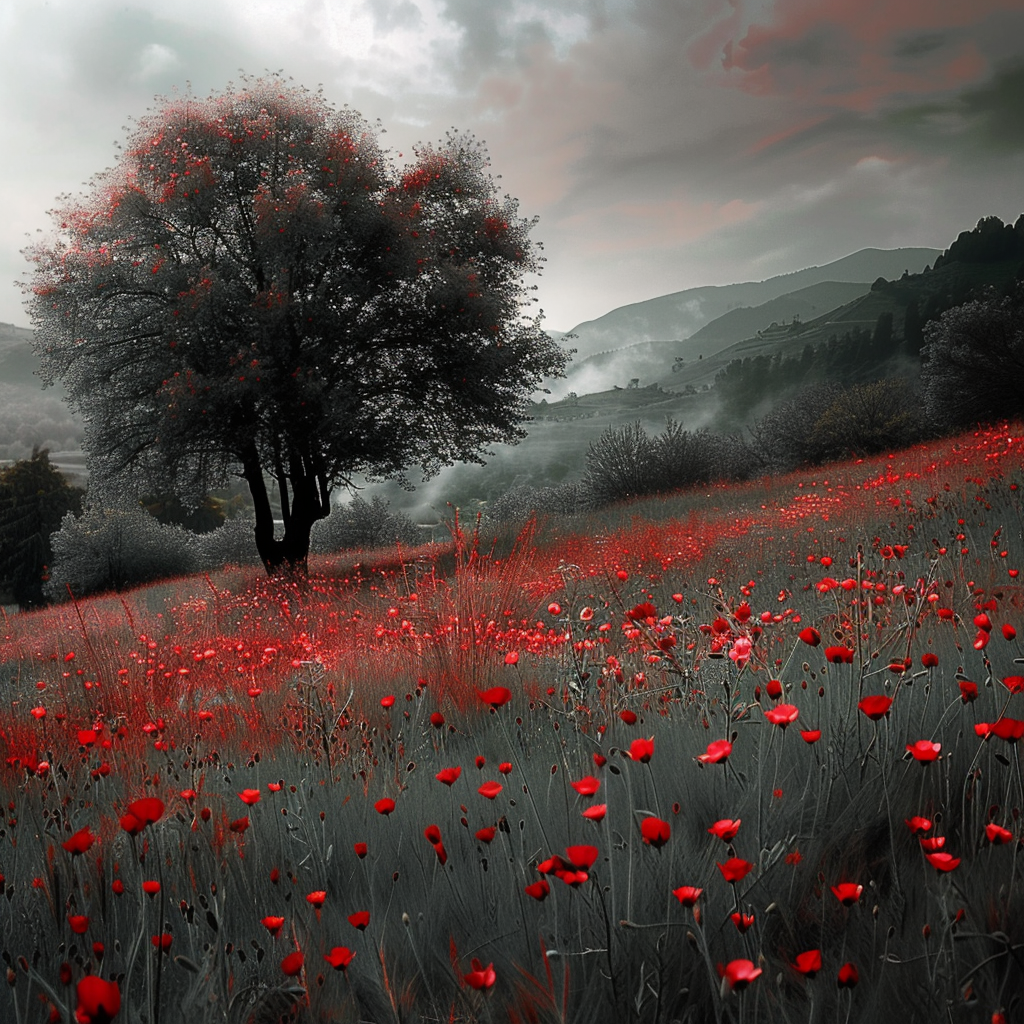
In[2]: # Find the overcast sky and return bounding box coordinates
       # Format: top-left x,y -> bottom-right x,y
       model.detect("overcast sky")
2,0 -> 1023,333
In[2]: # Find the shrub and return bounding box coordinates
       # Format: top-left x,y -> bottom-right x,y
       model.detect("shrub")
486,481 -> 594,523
310,495 -> 422,553
808,378 -> 921,461
44,498 -> 196,599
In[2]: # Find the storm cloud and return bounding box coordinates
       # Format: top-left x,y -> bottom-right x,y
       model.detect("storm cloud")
1,0 -> 1022,334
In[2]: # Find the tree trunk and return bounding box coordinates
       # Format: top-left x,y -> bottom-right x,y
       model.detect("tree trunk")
241,444 -> 328,574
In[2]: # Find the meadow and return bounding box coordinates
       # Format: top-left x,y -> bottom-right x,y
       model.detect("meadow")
1,424 -> 1023,1024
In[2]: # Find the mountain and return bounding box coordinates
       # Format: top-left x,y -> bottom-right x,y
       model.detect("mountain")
555,247 -> 940,377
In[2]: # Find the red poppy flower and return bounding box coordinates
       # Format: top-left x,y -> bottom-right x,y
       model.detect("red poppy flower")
1003,624 -> 1017,641
831,882 -> 863,906
76,976 -> 121,1024
619,709 -> 638,725
697,740 -> 732,764
436,766 -> 461,786
907,740 -> 941,762
229,816 -> 249,834
723,959 -> 762,990
504,651 -> 519,665
1002,676 -> 1024,694
571,775 -> 601,796
432,842 -> 448,866
306,891 -> 326,909
628,737 -> 654,763
475,826 -> 496,843
717,857 -> 754,883
478,781 -> 503,799
921,652 -> 939,668
281,951 -> 304,977
627,602 -> 658,621
430,711 -> 445,728
825,646 -> 853,665
111,879 -> 124,896
120,797 -> 165,835
238,789 -> 261,806
537,855 -> 566,874
141,880 -> 160,896
857,695 -> 893,720
985,823 -> 1013,844
793,949 -> 821,977
708,819 -> 741,842
919,835 -> 945,852
959,680 -> 979,703
354,842 -> 367,858
325,946 -> 355,970
672,885 -> 702,906
764,704 -> 799,728
565,845 -> 599,870
837,962 -> 859,988
68,914 -> 89,935
990,717 -> 1024,742
374,798 -> 396,815
262,916 -> 285,937
475,755 -> 486,769
641,817 -> 670,848
582,804 -> 607,821
348,911 -> 370,930
800,729 -> 822,744
799,627 -> 821,647
555,869 -> 589,887
524,879 -> 550,901
151,933 -> 172,951
464,958 -> 496,990
62,827 -> 96,856
424,824 -> 442,845
905,816 -> 932,834
730,911 -> 755,932
479,686 -> 512,708
925,851 -> 960,871
498,761 -> 513,775
267,782 -> 282,792
380,695 -> 395,708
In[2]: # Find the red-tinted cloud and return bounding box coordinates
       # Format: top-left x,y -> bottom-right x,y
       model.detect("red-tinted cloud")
722,0 -> 1012,110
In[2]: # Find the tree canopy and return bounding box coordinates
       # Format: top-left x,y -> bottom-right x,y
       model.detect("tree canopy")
0,449 -> 83,608
921,282 -> 1024,430
24,77 -> 566,571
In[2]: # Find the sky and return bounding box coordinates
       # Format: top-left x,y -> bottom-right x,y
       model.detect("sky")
2,0 -> 1024,334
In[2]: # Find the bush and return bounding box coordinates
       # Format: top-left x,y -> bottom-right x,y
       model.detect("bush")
310,495 -> 422,553
486,481 -> 594,523
45,498 -> 196,600
748,382 -> 845,473
193,511 -> 262,568
808,378 -> 921,461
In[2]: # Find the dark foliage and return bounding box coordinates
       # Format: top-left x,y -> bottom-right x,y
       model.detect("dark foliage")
0,448 -> 83,607
921,283 -> 1024,430
933,213 -> 1024,268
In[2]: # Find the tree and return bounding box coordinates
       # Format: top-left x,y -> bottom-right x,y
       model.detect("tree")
0,448 -> 83,607
24,77 -> 566,573
921,284 -> 1024,430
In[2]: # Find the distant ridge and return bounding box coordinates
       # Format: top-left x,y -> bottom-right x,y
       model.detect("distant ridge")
559,247 -> 941,366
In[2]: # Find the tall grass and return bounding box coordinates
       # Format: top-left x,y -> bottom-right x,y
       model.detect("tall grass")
1,424 -> 1022,1023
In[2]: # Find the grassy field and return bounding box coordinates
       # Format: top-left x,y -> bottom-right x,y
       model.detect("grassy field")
1,424 -> 1023,1023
